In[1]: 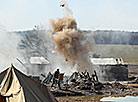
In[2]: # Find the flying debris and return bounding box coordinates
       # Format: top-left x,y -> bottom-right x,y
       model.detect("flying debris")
60,0 -> 66,7
60,3 -> 65,7
60,0 -> 73,16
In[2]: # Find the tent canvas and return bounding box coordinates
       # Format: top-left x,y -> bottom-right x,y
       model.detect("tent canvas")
0,65 -> 56,102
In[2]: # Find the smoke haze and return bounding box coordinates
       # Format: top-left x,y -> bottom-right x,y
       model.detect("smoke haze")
0,27 -> 24,71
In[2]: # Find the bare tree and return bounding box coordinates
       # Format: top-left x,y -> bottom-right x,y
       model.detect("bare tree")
19,26 -> 53,60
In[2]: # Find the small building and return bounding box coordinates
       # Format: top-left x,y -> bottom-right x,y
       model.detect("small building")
28,57 -> 50,76
90,58 -> 124,65
29,57 -> 49,65
90,58 -> 128,81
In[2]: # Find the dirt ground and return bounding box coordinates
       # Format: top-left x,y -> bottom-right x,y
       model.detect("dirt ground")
56,97 -> 101,102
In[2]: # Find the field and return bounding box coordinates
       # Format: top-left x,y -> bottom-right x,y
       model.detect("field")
92,44 -> 138,63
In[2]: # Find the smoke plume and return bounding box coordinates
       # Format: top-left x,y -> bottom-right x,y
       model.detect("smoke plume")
49,16 -> 93,73
0,27 -> 24,72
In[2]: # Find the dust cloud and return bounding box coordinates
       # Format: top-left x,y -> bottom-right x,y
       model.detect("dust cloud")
49,16 -> 93,73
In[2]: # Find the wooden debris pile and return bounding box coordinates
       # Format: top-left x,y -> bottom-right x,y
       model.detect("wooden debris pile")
63,70 -> 134,96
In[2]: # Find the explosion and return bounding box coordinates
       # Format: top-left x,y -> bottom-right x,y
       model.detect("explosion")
49,16 -> 93,73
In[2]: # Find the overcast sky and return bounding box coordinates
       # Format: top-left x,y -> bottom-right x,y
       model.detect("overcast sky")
0,0 -> 138,31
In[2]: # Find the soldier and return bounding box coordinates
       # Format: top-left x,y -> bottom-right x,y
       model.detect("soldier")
51,69 -> 60,89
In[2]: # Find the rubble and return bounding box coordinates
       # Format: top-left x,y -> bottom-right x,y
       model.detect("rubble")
47,70 -> 135,97
128,76 -> 138,84
41,72 -> 53,84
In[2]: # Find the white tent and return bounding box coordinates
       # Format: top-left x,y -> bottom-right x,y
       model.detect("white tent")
0,65 -> 56,102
